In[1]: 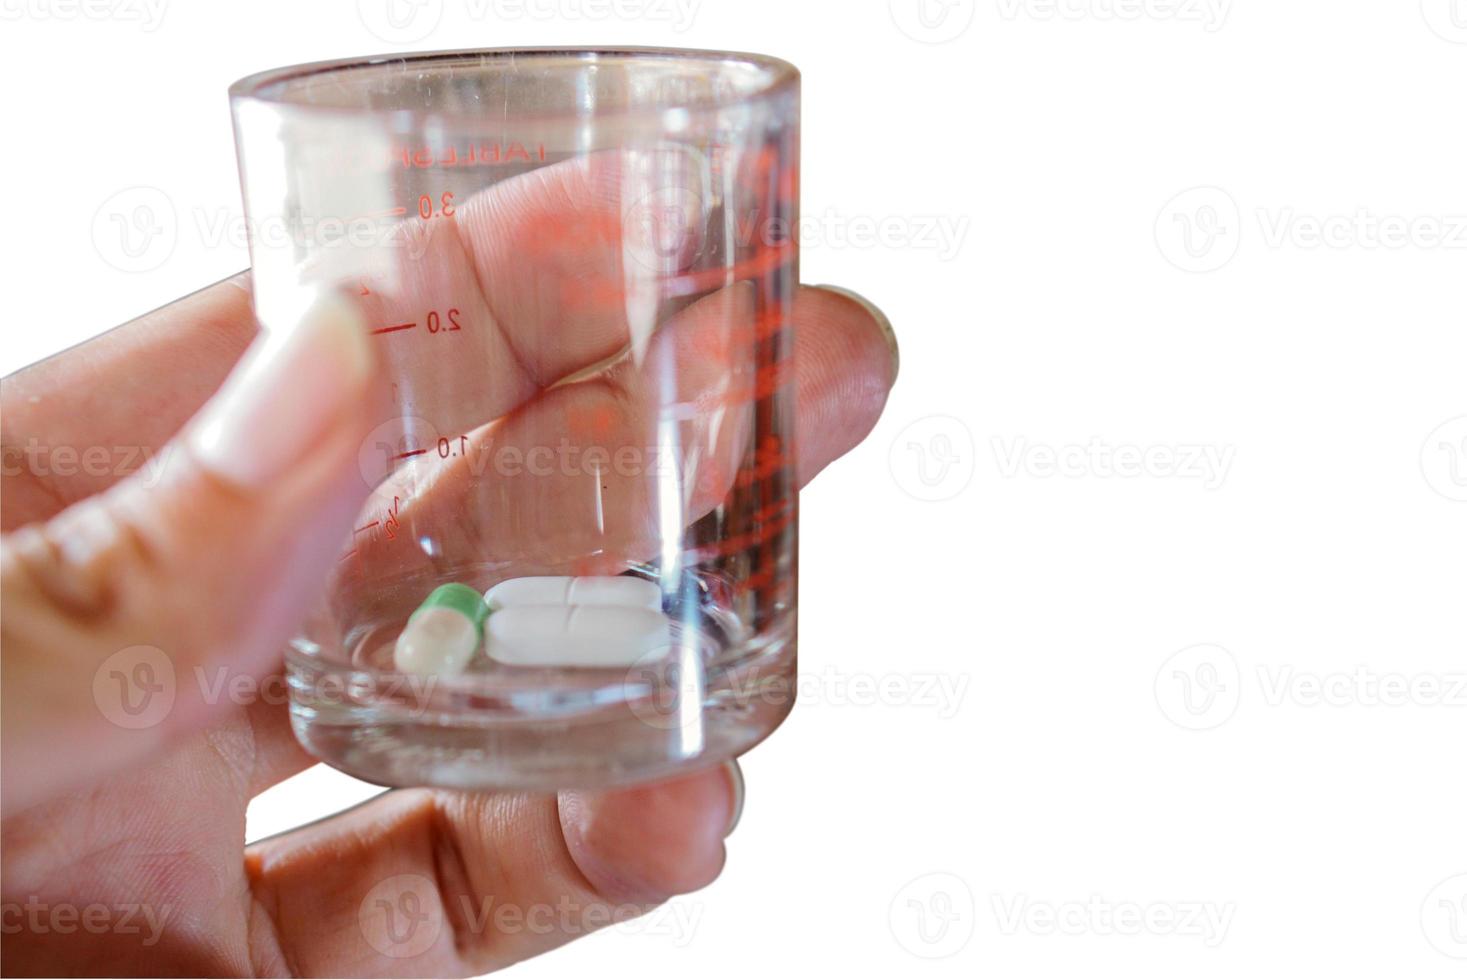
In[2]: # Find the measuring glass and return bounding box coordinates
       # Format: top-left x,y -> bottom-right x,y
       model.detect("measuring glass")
229,49 -> 799,789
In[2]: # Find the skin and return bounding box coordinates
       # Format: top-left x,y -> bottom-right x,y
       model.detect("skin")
0,157 -> 896,976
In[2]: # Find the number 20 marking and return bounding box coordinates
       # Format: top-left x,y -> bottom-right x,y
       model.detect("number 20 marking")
426,308 -> 462,333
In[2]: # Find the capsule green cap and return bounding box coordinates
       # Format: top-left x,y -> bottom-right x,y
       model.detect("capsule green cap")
415,583 -> 491,638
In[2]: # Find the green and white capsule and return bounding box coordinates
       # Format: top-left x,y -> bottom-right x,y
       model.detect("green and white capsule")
393,583 -> 490,676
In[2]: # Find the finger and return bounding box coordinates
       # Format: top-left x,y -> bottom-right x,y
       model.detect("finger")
345,155 -> 626,445
262,149 -> 712,463
366,151 -> 633,380
246,762 -> 742,977
0,272 -> 257,529
788,284 -> 900,482
0,291 -> 382,815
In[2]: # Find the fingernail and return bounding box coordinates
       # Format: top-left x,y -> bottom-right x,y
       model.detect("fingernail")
816,285 -> 899,382
723,759 -> 744,837
189,290 -> 372,489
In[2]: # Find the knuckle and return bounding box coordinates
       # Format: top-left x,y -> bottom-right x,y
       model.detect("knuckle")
34,492 -> 161,616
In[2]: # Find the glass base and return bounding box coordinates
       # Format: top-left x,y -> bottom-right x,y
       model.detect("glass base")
286,627 -> 794,791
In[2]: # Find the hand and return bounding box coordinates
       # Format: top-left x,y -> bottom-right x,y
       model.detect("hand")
0,255 -> 894,976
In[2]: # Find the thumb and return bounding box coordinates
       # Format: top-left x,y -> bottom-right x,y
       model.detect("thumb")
0,291 -> 378,814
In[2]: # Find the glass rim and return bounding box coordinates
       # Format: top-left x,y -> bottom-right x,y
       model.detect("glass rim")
229,46 -> 800,122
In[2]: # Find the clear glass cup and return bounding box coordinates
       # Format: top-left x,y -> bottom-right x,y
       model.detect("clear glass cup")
229,48 -> 800,789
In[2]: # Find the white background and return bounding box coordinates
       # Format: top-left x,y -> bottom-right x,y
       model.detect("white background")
3,0 -> 1466,977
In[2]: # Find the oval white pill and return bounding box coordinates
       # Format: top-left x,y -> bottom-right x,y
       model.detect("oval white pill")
484,576 -> 661,610
486,606 -> 671,668
394,606 -> 480,676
